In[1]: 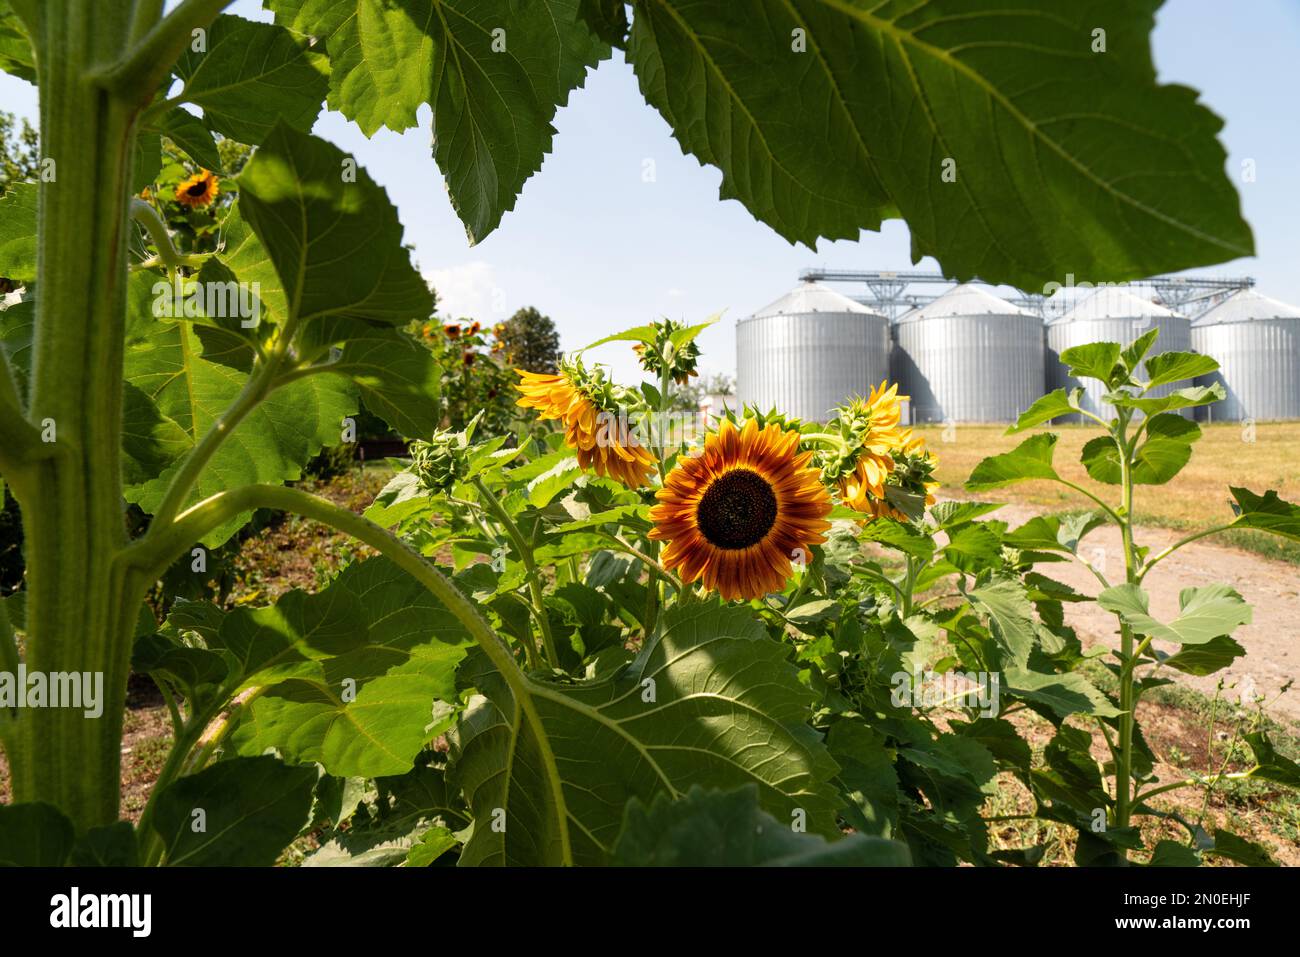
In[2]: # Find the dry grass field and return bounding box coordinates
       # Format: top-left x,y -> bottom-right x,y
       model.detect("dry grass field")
913,420 -> 1300,562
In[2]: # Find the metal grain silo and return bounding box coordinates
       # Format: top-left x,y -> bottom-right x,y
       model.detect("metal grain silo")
1191,289 -> 1300,422
736,281 -> 890,422
891,283 -> 1043,423
1046,288 -> 1191,421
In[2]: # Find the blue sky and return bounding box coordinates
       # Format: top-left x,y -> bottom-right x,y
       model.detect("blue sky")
2,0 -> 1297,383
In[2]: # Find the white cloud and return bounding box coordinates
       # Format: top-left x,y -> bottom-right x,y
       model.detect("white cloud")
425,261 -> 510,322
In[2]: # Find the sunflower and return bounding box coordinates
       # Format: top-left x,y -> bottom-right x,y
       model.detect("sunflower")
860,429 -> 940,521
514,369 -> 655,488
649,417 -> 832,601
175,170 -> 219,209
444,323 -> 461,339
468,321 -> 482,335
835,381 -> 906,514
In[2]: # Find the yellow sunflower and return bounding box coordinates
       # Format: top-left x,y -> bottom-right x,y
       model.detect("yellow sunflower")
649,417 -> 832,601
175,169 -> 219,208
836,380 -> 905,514
862,429 -> 940,521
514,369 -> 655,488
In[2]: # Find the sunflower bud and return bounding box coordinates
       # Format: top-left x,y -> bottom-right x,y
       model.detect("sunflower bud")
634,319 -> 701,387
410,423 -> 475,493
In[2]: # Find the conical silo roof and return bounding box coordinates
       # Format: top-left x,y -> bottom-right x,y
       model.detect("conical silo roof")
1056,287 -> 1177,323
1192,289 -> 1300,326
752,280 -> 884,318
898,282 -> 1030,322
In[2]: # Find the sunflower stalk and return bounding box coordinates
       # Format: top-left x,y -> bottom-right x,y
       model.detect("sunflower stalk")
472,476 -> 558,669
643,355 -> 674,637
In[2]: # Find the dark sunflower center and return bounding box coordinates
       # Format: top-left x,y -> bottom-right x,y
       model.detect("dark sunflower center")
696,468 -> 778,550
187,181 -> 208,196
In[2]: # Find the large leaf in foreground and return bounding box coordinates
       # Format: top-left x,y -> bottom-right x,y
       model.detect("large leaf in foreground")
229,557 -> 472,777
627,0 -> 1251,287
237,123 -> 433,328
612,785 -> 909,866
175,14 -> 327,144
269,0 -> 609,244
316,323 -> 442,438
0,802 -> 74,866
151,755 -> 316,866
449,601 -> 840,865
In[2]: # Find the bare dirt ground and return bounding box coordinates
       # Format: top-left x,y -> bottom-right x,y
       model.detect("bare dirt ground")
989,501 -> 1299,723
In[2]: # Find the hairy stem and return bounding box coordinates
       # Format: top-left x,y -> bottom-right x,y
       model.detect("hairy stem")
90,0 -> 235,102
471,477 -> 556,668
1113,413 -> 1138,844
8,0 -> 148,829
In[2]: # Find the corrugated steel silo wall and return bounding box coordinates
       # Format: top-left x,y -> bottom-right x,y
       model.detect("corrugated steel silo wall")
736,312 -> 890,422
1192,319 -> 1300,421
1047,316 -> 1192,421
892,315 -> 1044,422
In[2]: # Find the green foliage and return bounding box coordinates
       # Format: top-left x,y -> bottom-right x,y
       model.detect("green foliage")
450,601 -> 842,865
612,785 -> 910,866
268,0 -> 608,244
0,109 -> 38,193
0,0 -> 1289,872
627,0 -> 1251,288
174,14 -> 327,146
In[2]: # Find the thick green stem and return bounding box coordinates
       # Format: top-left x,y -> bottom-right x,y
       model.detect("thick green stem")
5,0 -> 149,830
900,555 -> 919,617
90,0 -> 235,103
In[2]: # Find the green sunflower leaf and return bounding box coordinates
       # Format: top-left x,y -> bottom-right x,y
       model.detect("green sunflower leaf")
965,433 -> 1060,490
0,181 -> 37,282
268,0 -> 610,244
612,784 -> 909,866
449,600 -> 841,865
1227,487 -> 1300,541
1098,583 -> 1252,646
627,0 -> 1251,288
174,14 -> 328,145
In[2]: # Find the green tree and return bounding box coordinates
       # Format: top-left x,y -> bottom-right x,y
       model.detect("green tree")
499,306 -> 562,373
0,108 -> 38,193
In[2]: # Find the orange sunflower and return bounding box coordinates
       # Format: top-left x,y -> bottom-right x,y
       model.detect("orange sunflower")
649,418 -> 832,601
836,381 -> 905,514
175,170 -> 219,209
514,369 -> 655,488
